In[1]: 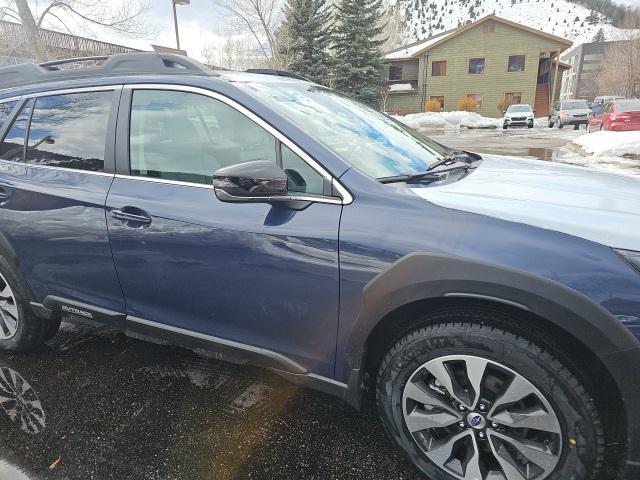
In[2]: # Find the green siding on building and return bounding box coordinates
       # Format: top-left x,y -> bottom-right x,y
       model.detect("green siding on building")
386,59 -> 420,81
384,18 -> 571,117
387,92 -> 421,115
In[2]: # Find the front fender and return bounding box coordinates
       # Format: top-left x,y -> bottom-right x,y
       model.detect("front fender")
342,252 -> 639,392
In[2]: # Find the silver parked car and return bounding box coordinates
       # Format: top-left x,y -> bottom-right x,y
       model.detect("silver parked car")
548,99 -> 592,129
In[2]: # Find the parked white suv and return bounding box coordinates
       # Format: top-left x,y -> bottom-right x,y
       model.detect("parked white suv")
549,99 -> 592,129
503,104 -> 534,129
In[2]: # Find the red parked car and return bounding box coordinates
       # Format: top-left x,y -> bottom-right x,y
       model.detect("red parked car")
588,98 -> 640,132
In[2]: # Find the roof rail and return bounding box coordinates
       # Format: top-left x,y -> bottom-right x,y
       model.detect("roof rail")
245,69 -> 310,82
0,52 -> 214,90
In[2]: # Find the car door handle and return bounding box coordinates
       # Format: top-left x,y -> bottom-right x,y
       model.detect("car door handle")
111,209 -> 152,224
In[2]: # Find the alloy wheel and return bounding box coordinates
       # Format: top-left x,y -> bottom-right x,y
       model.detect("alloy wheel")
0,272 -> 19,339
402,355 -> 562,480
0,367 -> 46,434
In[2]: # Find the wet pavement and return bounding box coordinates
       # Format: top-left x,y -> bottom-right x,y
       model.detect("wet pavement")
422,126 -> 582,160
422,125 -> 640,177
0,322 -> 422,480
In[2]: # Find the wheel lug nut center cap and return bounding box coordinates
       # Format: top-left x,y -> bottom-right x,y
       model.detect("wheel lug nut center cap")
466,412 -> 486,430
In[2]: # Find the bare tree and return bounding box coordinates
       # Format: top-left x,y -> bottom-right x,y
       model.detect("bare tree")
379,83 -> 390,112
213,0 -> 287,69
2,0 -> 154,61
201,35 -> 258,70
597,12 -> 640,97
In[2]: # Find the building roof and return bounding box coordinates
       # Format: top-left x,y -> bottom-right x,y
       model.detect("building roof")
384,14 -> 573,61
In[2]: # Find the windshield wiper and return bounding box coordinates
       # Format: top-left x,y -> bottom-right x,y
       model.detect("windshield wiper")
378,150 -> 478,184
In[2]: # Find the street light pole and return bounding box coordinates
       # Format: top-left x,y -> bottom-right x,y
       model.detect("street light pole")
172,0 -> 190,51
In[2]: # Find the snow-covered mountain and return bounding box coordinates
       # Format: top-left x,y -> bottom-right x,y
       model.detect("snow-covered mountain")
385,0 -> 637,47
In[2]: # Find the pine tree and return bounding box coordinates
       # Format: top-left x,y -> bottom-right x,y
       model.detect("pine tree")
592,27 -> 605,43
280,0 -> 332,85
332,0 -> 386,107
586,9 -> 599,25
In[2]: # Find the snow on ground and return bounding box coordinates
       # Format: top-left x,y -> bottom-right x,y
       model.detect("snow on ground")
397,111 -> 502,129
556,131 -> 640,177
571,131 -> 640,158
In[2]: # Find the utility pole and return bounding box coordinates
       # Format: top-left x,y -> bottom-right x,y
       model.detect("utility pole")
15,0 -> 48,62
172,0 -> 190,51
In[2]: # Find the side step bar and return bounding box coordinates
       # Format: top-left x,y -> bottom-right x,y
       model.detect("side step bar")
31,296 -> 307,374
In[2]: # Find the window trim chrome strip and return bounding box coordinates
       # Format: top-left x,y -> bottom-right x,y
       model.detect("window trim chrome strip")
21,85 -> 121,99
0,95 -> 23,104
114,173 -> 212,189
122,83 -> 353,205
113,174 -> 343,204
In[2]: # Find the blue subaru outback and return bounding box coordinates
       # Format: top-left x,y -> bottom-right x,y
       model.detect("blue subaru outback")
0,53 -> 639,480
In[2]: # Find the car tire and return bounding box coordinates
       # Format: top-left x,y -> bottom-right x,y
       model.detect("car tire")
0,253 -> 56,351
376,309 -> 604,480
527,121 -> 533,129
548,118 -> 554,128
558,119 -> 564,129
502,123 -> 507,130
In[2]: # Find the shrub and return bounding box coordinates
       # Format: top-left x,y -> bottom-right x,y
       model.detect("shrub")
425,100 -> 443,112
457,97 -> 479,112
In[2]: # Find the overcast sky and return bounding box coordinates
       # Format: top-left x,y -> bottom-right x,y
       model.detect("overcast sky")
22,0 -> 231,62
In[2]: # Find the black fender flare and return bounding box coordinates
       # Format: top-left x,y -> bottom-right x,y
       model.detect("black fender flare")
342,253 -> 639,401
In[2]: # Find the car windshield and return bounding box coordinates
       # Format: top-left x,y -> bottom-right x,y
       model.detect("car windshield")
616,99 -> 640,112
234,80 -> 450,179
507,105 -> 531,113
562,100 -> 589,110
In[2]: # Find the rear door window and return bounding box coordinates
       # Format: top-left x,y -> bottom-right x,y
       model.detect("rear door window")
0,99 -> 33,161
26,91 -> 113,172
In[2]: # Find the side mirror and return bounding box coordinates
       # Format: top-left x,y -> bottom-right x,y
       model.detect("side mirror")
213,160 -> 312,210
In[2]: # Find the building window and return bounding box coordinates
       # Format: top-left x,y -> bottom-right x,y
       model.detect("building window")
505,92 -> 522,104
466,94 -> 483,109
432,60 -> 447,77
508,55 -> 526,72
468,58 -> 485,74
389,65 -> 403,81
429,96 -> 445,110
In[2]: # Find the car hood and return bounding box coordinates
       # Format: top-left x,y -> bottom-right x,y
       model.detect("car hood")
505,111 -> 533,117
563,108 -> 591,116
409,155 -> 640,250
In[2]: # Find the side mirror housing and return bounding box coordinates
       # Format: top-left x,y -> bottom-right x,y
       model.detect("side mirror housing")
213,160 -> 313,210
213,160 -> 287,200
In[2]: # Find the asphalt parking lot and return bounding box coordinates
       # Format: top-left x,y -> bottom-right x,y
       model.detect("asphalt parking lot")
422,125 -> 583,160
0,323 -> 422,480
